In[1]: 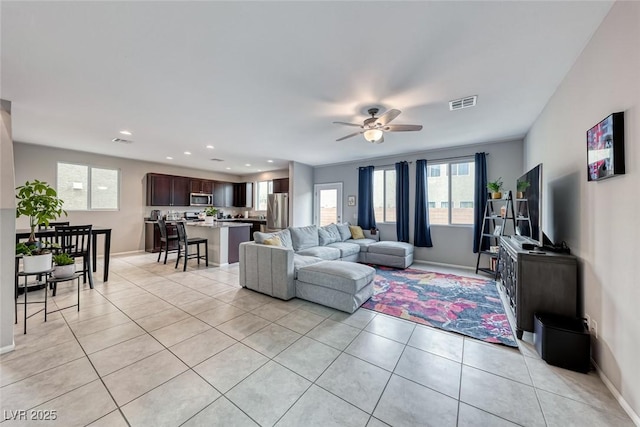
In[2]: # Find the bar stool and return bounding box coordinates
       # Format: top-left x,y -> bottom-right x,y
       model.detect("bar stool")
157,218 -> 179,264
174,222 -> 208,271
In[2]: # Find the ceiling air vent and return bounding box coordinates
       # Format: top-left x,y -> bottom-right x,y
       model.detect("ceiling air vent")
449,95 -> 477,111
210,158 -> 224,162
111,138 -> 133,144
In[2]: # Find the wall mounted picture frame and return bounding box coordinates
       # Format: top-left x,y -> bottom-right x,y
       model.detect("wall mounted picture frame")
347,195 -> 356,206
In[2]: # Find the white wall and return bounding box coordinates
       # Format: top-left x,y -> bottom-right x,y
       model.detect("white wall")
524,1 -> 639,420
0,100 -> 16,354
314,139 -> 524,268
290,161 -> 314,227
13,142 -> 244,254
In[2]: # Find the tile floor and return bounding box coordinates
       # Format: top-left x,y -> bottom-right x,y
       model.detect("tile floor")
1,253 -> 634,427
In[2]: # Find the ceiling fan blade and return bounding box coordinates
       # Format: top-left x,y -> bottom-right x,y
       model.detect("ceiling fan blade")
384,124 -> 423,132
333,121 -> 363,128
336,131 -> 363,141
375,109 -> 401,126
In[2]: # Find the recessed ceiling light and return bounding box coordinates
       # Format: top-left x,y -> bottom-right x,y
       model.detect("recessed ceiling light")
245,163 -> 251,167
206,145 -> 214,149
267,160 -> 274,163
257,169 -> 262,172
119,130 -> 132,136
226,167 -> 231,170
184,151 -> 191,155
166,156 -> 173,160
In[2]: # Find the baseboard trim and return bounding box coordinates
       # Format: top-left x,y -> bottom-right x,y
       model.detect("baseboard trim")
0,342 -> 15,355
592,359 -> 640,426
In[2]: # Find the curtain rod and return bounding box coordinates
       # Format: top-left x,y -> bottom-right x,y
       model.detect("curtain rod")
356,153 -> 489,169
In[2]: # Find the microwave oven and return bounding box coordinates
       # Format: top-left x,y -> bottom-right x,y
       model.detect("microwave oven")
190,193 -> 213,206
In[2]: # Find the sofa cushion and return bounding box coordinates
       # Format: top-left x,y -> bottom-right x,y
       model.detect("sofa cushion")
368,241 -> 414,257
293,254 -> 323,278
326,242 -> 361,258
348,238 -> 378,252
318,224 -> 341,246
254,229 -> 293,249
349,225 -> 365,239
336,223 -> 352,241
296,261 -> 376,294
296,246 -> 341,260
290,225 -> 319,251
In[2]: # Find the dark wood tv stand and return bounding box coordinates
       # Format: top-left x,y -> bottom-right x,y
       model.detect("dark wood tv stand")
497,236 -> 578,339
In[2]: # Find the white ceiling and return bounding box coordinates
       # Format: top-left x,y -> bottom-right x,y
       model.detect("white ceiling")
1,1 -> 613,174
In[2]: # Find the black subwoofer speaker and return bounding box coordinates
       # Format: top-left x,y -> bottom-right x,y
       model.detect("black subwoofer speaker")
534,313 -> 591,373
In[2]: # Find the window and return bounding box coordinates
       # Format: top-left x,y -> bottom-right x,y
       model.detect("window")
373,168 -> 396,222
426,160 -> 475,225
256,180 -> 273,211
57,163 -> 119,210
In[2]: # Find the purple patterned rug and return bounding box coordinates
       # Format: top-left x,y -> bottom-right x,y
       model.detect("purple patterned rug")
362,266 -> 517,347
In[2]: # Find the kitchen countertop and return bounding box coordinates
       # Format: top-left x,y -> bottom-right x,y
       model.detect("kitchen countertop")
222,218 -> 266,222
186,221 -> 251,228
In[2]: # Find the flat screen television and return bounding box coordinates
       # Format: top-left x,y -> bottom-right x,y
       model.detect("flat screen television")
516,163 -> 543,247
587,112 -> 625,181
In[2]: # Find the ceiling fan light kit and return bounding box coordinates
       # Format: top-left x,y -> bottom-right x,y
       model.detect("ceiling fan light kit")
334,107 -> 422,143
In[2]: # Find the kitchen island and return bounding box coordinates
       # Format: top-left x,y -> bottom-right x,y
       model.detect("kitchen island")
185,221 -> 251,266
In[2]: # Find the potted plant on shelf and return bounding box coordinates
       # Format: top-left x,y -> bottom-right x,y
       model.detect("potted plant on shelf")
16,180 -> 67,243
16,241 -> 59,273
487,177 -> 504,199
516,180 -> 530,199
52,252 -> 76,278
204,207 -> 218,225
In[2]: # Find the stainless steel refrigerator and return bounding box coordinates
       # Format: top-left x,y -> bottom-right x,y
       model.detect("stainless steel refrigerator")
267,193 -> 289,230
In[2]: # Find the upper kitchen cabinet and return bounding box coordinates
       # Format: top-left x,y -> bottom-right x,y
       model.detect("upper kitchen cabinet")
190,179 -> 213,194
213,181 -> 234,207
146,173 -> 191,206
233,182 -> 253,207
272,177 -> 289,193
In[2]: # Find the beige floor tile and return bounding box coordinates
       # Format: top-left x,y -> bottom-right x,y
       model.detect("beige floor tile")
177,297 -> 226,315
69,311 -> 132,337
78,321 -> 146,354
307,319 -> 361,350
537,389 -> 635,427
182,397 -> 259,427
457,403 -> 520,426
330,309 -> 377,329
196,304 -> 246,326
242,323 -> 301,358
169,328 -> 237,367
136,307 -> 190,331
463,339 -> 531,385
150,316 -> 211,347
216,313 -> 271,340
194,343 -> 268,393
364,314 -> 415,344
394,346 -> 462,399
102,350 -> 188,406
274,336 -> 341,381
121,370 -> 220,427
89,333 -> 163,376
345,331 -> 404,371
275,309 -> 325,334
407,324 -> 464,362
87,410 -> 129,427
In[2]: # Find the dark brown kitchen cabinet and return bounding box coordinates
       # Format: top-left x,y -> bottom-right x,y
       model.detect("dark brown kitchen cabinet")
213,181 -> 234,207
147,173 -> 191,207
233,182 -> 253,207
190,179 -> 213,194
272,178 -> 289,193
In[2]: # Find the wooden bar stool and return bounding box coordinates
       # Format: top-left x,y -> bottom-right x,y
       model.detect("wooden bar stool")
174,222 -> 208,271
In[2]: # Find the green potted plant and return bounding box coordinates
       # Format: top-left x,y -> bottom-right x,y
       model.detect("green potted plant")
204,207 -> 218,225
487,177 -> 504,199
516,180 -> 530,199
16,241 -> 59,273
52,252 -> 76,278
16,180 -> 67,243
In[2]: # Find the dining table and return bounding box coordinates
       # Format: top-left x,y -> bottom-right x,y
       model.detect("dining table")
16,226 -> 112,282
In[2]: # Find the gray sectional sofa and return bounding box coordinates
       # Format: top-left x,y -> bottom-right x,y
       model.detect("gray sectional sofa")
238,223 -> 414,312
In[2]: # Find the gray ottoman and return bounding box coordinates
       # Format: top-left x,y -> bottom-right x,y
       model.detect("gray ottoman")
295,261 -> 376,313
366,241 -> 414,268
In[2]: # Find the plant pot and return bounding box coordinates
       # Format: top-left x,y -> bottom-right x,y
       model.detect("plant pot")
53,264 -> 76,279
491,192 -> 502,199
516,191 -> 524,199
204,216 -> 214,225
23,253 -> 52,273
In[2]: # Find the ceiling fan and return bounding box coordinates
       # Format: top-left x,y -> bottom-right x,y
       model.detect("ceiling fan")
333,108 -> 423,143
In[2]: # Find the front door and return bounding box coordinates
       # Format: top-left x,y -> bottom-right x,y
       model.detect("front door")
314,183 -> 343,226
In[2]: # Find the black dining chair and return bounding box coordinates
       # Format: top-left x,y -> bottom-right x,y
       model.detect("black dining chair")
174,221 -> 208,272
157,218 -> 179,264
38,221 -> 70,230
54,225 -> 93,290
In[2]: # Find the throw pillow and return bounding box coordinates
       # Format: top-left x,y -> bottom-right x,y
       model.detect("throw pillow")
349,225 -> 365,239
336,222 -> 352,241
262,236 -> 282,246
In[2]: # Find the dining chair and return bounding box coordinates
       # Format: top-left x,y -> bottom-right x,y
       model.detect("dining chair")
54,225 -> 93,290
174,221 -> 208,271
38,221 -> 70,230
157,218 -> 179,264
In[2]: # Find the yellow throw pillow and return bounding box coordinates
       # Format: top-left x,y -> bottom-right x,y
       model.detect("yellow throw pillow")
263,236 -> 282,246
349,225 -> 365,240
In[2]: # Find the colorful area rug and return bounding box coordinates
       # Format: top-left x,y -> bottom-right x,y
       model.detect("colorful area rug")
362,266 -> 517,347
